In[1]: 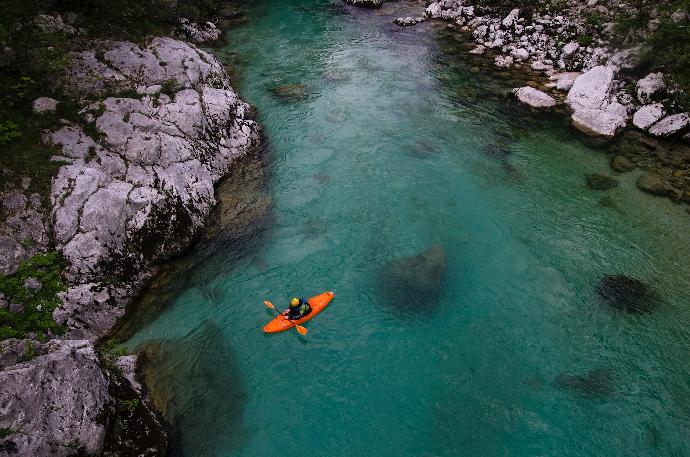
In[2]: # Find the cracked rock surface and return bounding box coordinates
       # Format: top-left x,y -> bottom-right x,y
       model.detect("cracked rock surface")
48,37 -> 259,340
0,339 -> 110,457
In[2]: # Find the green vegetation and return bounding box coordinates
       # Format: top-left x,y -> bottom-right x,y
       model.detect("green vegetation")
609,0 -> 690,110
0,252 -> 66,340
578,35 -> 594,47
100,339 -> 129,361
20,340 -> 39,361
0,121 -> 22,145
118,398 -> 140,413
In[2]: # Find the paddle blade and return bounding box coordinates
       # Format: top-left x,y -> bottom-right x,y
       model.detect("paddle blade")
263,300 -> 276,309
295,325 -> 308,336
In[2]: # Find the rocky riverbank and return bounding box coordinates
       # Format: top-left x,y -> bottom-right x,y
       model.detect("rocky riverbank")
0,9 -> 260,455
370,0 -> 690,207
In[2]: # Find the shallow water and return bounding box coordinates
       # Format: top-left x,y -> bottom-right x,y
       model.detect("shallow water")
125,1 -> 690,456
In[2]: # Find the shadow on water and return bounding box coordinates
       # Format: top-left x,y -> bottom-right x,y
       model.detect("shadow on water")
114,140 -> 274,340
137,320 -> 248,457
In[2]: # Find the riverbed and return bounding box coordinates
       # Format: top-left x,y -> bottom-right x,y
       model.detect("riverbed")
124,1 -> 690,455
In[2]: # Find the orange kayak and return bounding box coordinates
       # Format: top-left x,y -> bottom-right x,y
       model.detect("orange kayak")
263,291 -> 334,333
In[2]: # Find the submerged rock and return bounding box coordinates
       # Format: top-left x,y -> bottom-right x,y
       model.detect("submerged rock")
380,245 -> 446,316
636,173 -> 677,198
586,173 -> 618,190
270,83 -> 310,100
555,368 -> 615,398
610,155 -> 635,173
596,274 -> 657,314
138,321 -> 247,456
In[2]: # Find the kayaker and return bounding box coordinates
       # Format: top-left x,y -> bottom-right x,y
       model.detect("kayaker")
284,297 -> 311,320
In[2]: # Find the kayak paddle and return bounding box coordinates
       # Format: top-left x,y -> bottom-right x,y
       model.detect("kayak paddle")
263,300 -> 308,335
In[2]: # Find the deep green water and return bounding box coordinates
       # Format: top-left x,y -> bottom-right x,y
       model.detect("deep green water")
125,1 -> 690,456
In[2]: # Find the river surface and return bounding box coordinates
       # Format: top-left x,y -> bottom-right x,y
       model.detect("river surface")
124,1 -> 690,455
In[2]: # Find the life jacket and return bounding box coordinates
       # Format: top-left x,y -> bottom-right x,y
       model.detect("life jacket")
287,299 -> 310,319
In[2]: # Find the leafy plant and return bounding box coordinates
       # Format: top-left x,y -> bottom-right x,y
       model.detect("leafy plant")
0,121 -> 21,144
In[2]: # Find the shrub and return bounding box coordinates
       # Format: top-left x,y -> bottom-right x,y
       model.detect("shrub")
0,121 -> 21,144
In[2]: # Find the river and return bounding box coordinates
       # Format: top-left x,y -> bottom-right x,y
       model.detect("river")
124,1 -> 690,455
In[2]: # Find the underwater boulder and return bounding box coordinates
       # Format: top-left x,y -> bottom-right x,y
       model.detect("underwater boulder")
596,274 -> 657,314
586,173 -> 619,190
270,83 -> 309,100
380,245 -> 447,315
555,368 -> 615,399
138,321 -> 247,456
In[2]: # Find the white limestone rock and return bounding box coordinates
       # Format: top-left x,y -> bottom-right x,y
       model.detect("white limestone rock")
495,55 -> 514,68
511,48 -> 529,61
469,45 -> 485,55
345,0 -> 383,7
32,97 -> 58,114
0,340 -> 111,457
34,14 -> 76,35
648,113 -> 690,137
571,108 -> 627,138
46,37 -> 260,339
502,8 -> 520,28
566,66 -> 614,111
632,103 -> 666,130
512,86 -> 557,109
178,18 -> 222,43
636,72 -> 665,104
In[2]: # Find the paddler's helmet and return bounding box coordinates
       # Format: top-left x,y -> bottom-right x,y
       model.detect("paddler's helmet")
290,298 -> 300,307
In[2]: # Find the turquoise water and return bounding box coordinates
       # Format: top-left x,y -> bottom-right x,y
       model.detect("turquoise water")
125,1 -> 690,456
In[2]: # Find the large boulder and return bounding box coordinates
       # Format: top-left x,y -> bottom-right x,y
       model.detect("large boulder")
632,103 -> 666,130
571,108 -> 626,138
511,86 -> 557,110
566,66 -> 614,111
137,321 -> 247,456
0,340 -> 111,456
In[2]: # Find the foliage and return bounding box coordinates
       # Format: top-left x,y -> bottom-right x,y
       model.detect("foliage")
635,0 -> 690,110
578,35 -> 594,47
0,121 -> 22,145
99,339 -> 129,361
118,398 -> 140,413
585,11 -> 605,30
0,252 -> 66,340
20,340 -> 39,361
